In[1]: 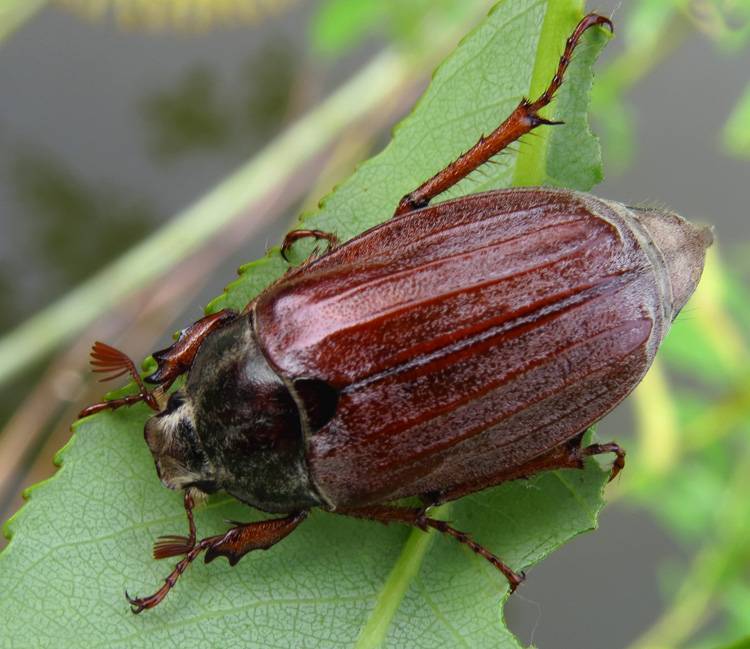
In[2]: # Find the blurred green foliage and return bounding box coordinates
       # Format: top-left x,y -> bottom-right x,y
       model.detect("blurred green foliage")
591,0 -> 750,170
723,83 -> 750,158
623,252 -> 750,649
142,43 -> 295,161
310,0 -> 469,57
0,0 -> 45,43
12,153 -> 155,288
589,6 -> 750,646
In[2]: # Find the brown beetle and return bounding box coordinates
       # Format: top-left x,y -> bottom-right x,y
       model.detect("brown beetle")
80,13 -> 712,613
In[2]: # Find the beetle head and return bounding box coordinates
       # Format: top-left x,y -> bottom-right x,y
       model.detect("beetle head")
142,313 -> 326,512
144,391 -> 217,493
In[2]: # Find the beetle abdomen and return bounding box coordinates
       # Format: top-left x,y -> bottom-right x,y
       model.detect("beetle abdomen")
255,188 -> 710,507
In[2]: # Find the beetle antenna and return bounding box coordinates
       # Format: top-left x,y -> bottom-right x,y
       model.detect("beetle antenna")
81,342 -> 159,414
90,342 -> 140,383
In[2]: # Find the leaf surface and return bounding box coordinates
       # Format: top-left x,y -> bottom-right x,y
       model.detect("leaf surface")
0,1 -> 611,647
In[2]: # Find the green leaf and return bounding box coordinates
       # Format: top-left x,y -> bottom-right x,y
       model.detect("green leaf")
0,1 -> 611,647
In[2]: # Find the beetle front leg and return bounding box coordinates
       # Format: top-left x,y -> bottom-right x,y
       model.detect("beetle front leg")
337,505 -> 525,592
146,308 -> 238,384
152,490 -> 199,560
79,309 -> 237,419
127,510 -> 308,613
78,342 -> 162,418
394,13 -> 612,216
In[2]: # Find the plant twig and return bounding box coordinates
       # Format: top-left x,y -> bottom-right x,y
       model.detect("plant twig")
0,49 -> 411,389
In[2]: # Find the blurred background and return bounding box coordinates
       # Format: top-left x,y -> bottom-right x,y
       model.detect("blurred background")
0,1 -> 748,648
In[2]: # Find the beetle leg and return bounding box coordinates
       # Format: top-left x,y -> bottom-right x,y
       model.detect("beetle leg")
146,308 -> 238,385
280,229 -> 339,263
79,310 -> 237,419
582,441 -> 626,482
337,505 -> 525,592
78,394 -> 155,418
152,491 -> 198,560
394,13 -> 613,216
126,510 -> 308,613
126,535 -> 221,614
203,510 -> 308,565
425,434 -> 626,505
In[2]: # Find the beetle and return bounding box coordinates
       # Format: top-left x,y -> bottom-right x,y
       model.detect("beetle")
80,13 -> 712,613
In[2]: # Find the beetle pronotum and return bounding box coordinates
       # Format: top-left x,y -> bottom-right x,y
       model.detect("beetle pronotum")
80,13 -> 712,612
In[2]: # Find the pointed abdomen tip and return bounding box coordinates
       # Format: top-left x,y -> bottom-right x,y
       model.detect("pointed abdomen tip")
629,207 -> 713,318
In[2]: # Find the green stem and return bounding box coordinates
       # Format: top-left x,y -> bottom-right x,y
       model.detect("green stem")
710,636 -> 750,649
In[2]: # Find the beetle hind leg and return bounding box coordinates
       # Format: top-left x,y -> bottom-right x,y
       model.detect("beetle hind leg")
394,13 -> 613,216
337,505 -> 525,592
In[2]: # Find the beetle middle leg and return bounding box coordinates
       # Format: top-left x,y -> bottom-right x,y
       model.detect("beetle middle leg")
337,505 -> 525,592
394,13 -> 612,216
126,510 -> 308,613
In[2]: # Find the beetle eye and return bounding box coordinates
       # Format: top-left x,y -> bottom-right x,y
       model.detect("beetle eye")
164,392 -> 185,413
190,479 -> 218,494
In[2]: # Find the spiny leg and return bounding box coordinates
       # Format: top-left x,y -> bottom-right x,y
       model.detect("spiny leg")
126,511 -> 308,613
152,490 -> 199,560
394,13 -> 613,216
146,309 -> 237,384
422,432 -> 626,507
338,505 -> 524,592
280,229 -> 340,263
